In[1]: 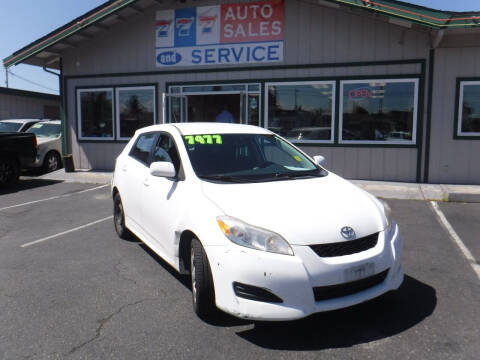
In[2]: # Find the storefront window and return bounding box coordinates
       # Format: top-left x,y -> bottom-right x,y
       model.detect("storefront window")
116,86 -> 156,139
266,81 -> 335,142
77,89 -> 114,140
340,79 -> 418,144
457,81 -> 480,137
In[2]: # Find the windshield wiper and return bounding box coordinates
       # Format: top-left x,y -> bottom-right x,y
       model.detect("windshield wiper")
258,171 -> 321,182
198,175 -> 253,183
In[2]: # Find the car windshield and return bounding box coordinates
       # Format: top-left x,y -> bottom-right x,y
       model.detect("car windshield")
0,122 -> 22,132
183,133 -> 326,182
27,123 -> 61,137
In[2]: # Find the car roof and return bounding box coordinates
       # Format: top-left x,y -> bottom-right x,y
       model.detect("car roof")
35,120 -> 61,125
138,122 -> 272,136
0,119 -> 41,124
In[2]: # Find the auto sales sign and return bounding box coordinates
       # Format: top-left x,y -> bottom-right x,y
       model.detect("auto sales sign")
155,0 -> 284,67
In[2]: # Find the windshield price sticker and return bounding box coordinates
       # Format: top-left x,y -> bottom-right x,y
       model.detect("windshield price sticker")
184,135 -> 223,145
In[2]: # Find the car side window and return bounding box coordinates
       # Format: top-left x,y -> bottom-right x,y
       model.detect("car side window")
152,133 -> 181,173
129,133 -> 156,166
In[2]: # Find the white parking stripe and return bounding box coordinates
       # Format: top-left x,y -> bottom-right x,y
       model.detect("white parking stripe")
20,216 -> 113,248
430,201 -> 480,280
0,184 -> 109,211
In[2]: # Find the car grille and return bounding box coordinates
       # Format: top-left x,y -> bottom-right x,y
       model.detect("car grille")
310,233 -> 379,258
313,269 -> 389,301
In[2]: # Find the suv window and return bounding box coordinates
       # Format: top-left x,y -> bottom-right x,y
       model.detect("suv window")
129,133 -> 156,166
152,133 -> 181,173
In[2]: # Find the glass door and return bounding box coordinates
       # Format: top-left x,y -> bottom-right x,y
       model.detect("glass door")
166,83 -> 260,125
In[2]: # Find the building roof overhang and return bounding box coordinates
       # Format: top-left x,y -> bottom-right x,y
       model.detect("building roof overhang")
3,0 -> 480,70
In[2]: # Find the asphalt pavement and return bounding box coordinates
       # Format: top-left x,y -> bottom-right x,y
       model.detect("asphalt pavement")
0,180 -> 479,359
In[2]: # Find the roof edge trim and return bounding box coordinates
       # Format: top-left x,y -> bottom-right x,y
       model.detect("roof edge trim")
329,0 -> 480,28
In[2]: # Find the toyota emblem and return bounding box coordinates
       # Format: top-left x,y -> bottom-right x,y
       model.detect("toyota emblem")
340,226 -> 356,240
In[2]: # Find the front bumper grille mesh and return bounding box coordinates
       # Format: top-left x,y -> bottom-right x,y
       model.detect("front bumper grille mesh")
310,233 -> 379,258
313,269 -> 389,301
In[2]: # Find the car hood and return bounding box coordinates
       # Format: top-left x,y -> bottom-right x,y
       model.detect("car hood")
200,173 -> 385,245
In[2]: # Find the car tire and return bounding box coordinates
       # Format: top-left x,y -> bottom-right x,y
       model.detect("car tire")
190,238 -> 216,319
43,151 -> 61,173
113,192 -> 131,240
0,156 -> 19,187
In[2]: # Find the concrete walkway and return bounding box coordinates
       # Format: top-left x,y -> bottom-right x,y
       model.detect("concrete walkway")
33,169 -> 480,203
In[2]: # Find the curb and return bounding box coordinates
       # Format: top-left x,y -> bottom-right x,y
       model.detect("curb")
447,193 -> 480,203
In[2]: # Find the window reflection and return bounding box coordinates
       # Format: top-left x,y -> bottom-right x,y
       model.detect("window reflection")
341,81 -> 416,142
79,90 -> 113,138
460,83 -> 480,134
267,83 -> 334,141
118,88 -> 155,138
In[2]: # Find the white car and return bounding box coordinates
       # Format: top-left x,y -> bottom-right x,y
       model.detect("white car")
111,123 -> 403,321
25,120 -> 63,172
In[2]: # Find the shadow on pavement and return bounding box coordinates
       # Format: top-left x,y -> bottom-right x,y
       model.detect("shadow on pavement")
139,243 -> 192,290
235,275 -> 436,350
0,179 -> 63,195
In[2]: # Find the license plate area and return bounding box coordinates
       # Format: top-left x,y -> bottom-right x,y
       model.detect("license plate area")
344,262 -> 375,282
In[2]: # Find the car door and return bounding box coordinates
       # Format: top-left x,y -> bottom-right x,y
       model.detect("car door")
121,132 -> 158,231
141,132 -> 184,262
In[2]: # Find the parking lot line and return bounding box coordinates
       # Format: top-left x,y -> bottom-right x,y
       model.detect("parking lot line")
430,201 -> 480,280
20,216 -> 113,248
0,184 -> 109,211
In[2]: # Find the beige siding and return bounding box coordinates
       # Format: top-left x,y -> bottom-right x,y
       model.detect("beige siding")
428,47 -> 480,184
0,93 -> 59,120
64,0 -> 430,178
62,0 -> 430,76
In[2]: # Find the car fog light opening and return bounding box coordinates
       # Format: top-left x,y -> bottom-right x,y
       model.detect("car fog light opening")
217,216 -> 294,255
233,282 -> 283,303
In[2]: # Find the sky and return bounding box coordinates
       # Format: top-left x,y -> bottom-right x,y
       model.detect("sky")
0,0 -> 479,95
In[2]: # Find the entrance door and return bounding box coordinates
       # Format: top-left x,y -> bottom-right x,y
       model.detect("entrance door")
187,94 -> 241,123
164,83 -> 260,125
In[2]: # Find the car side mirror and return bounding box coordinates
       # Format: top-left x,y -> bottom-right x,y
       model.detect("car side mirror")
313,155 -> 326,167
150,161 -> 176,178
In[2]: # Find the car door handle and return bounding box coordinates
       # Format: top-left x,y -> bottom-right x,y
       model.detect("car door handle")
122,165 -> 128,172
143,178 -> 150,187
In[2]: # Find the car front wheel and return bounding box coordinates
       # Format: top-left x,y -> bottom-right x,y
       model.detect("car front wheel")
190,238 -> 216,319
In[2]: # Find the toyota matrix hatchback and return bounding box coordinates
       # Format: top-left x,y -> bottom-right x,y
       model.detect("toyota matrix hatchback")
111,123 -> 403,320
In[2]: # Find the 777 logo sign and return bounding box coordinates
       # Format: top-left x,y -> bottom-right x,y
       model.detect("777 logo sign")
176,17 -> 194,37
157,20 -> 172,38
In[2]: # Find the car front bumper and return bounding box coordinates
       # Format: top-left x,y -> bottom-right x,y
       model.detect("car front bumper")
205,223 -> 403,321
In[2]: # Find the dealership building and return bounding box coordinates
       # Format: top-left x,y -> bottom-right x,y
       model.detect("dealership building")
4,0 -> 480,184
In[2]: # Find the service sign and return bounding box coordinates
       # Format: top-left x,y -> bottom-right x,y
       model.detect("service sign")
155,0 -> 284,67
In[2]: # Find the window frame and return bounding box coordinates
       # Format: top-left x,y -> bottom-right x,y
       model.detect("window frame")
115,85 -> 157,141
455,79 -> 480,139
339,78 -> 419,145
76,87 -> 115,141
264,80 -> 336,144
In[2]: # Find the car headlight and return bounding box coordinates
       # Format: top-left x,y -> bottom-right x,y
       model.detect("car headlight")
216,216 -> 294,256
378,199 -> 393,231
